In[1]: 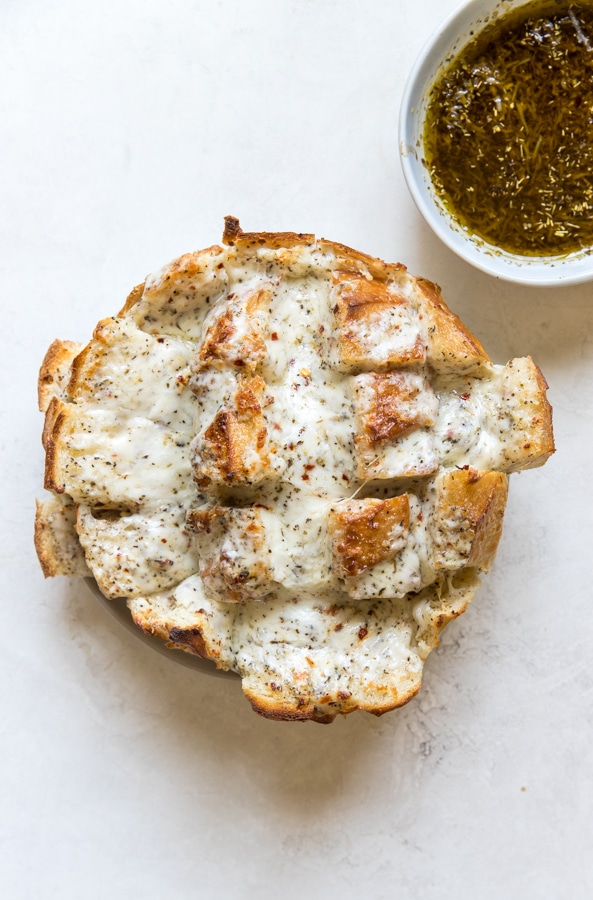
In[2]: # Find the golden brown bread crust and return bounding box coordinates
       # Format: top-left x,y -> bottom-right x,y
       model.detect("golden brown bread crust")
529,360 -> 555,466
38,339 -> 83,413
319,240 -> 403,282
501,356 -> 555,472
331,271 -> 426,369
433,469 -> 509,571
187,506 -> 273,602
329,496 -> 410,578
355,373 -> 435,445
414,278 -> 490,373
223,215 -> 405,283
246,679 -> 421,723
196,285 -> 270,372
42,395 -> 61,452
34,495 -> 91,578
118,282 -> 145,316
42,398 -> 68,492
193,375 -> 270,488
223,215 -> 314,249
166,627 -> 210,659
352,371 -> 439,479
66,317 -> 119,398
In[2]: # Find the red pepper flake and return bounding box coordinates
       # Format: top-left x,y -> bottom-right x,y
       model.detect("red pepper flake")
318,324 -> 325,334
338,690 -> 351,700
233,359 -> 245,367
301,473 -> 310,481
460,392 -> 470,400
271,332 -> 279,341
304,463 -> 315,471
358,627 -> 368,640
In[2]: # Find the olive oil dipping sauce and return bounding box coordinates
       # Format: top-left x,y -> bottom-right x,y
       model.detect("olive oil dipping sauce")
424,1 -> 593,257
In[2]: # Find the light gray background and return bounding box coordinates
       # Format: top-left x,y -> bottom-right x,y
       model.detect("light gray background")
2,1 -> 591,897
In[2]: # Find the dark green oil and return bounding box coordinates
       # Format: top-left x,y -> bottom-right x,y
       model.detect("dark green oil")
424,0 -> 593,256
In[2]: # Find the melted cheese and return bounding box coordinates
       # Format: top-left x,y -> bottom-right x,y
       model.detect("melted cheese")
76,503 -> 198,598
40,231 -> 553,720
69,318 -> 197,433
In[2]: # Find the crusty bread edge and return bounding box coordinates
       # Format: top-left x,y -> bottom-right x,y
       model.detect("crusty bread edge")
38,339 -> 82,412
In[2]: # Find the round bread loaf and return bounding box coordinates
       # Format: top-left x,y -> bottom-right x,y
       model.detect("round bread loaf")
35,219 -> 554,722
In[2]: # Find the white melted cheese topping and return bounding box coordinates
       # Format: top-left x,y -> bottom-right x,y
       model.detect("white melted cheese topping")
66,249 -> 533,604
48,237 -> 551,713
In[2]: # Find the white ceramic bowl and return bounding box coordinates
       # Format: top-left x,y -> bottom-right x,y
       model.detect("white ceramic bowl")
399,0 -> 593,286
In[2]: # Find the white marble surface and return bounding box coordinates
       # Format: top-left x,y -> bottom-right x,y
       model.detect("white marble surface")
3,1 -> 592,896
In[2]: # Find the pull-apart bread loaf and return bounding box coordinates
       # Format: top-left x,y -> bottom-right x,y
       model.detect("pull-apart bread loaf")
35,218 -> 554,722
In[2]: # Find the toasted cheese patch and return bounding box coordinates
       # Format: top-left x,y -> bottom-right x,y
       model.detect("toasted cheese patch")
191,375 -> 270,488
188,506 -> 273,602
329,495 -> 410,578
330,272 -> 425,370
333,494 -> 432,600
352,372 -> 439,478
189,494 -> 334,598
195,284 -> 272,373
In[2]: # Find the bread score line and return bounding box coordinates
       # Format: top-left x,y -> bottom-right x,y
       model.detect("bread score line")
35,218 -> 554,723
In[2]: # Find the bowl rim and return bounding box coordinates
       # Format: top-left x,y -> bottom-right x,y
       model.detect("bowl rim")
399,0 -> 593,286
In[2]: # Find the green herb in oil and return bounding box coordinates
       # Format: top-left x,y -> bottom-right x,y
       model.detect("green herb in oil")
424,0 -> 593,256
